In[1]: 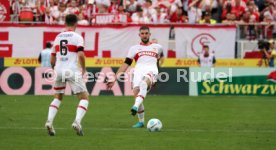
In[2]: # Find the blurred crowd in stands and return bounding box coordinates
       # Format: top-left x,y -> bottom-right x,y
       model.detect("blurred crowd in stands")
9,0 -> 276,38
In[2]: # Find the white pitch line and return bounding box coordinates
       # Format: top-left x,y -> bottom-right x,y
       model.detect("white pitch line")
0,126 -> 275,133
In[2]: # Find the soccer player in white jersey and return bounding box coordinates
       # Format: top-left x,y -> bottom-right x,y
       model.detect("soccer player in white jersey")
45,14 -> 89,136
198,45 -> 216,67
107,26 -> 164,128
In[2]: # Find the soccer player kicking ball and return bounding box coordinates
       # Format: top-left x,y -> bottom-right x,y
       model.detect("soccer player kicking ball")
45,14 -> 89,136
106,26 -> 164,128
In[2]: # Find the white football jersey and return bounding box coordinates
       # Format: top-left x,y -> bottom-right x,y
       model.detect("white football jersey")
51,30 -> 84,72
198,53 -> 216,67
127,43 -> 163,74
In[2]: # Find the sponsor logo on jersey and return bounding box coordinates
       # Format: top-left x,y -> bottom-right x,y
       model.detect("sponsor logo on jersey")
137,51 -> 158,58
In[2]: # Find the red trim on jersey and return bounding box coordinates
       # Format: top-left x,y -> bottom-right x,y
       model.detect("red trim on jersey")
137,95 -> 144,100
134,53 -> 139,62
55,45 -> 60,52
51,53 -> 56,56
140,42 -> 152,46
50,105 -> 59,109
78,106 -> 87,111
55,45 -> 79,53
67,45 -> 78,52
54,87 -> 66,90
138,110 -> 144,114
64,29 -> 74,32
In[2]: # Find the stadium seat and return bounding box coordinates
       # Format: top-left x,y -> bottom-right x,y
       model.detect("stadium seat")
19,10 -> 33,22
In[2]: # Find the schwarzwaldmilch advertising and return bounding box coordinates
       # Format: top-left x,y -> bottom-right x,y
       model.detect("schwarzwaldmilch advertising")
190,68 -> 276,96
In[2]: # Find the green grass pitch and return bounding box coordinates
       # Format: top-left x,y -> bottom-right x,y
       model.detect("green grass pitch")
0,95 -> 276,150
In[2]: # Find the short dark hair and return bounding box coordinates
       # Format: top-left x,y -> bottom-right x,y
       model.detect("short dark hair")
46,42 -> 52,48
145,0 -> 152,4
139,26 -> 150,31
136,6 -> 143,12
65,14 -> 78,26
203,45 -> 209,48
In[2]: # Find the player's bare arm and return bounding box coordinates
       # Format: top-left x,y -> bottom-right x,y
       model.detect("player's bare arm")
106,57 -> 132,90
78,51 -> 86,76
50,54 -> 56,69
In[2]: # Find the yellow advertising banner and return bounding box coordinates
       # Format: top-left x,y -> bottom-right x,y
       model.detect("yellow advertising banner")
4,58 -> 261,67
4,58 -> 40,67
162,59 -> 261,67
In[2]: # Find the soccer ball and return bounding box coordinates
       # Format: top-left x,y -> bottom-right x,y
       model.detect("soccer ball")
147,118 -> 162,132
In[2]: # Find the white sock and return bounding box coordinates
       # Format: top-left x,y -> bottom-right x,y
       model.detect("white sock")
138,103 -> 145,123
75,99 -> 89,123
134,96 -> 144,108
134,81 -> 148,108
47,98 -> 61,124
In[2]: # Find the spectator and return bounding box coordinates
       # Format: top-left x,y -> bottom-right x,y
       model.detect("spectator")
78,13 -> 90,25
38,42 -> 52,67
137,0 -> 145,6
49,0 -> 59,15
126,0 -> 138,14
170,6 -> 188,23
265,39 -> 276,67
97,1 -> 110,14
84,0 -> 98,23
254,0 -> 265,12
199,11 -> 217,24
96,0 -> 111,8
35,0 -> 46,22
169,0 -> 183,14
11,0 -> 23,22
188,0 -> 202,23
143,0 -> 156,22
131,6 -> 151,23
261,10 -> 274,39
151,5 -> 169,23
112,5 -> 132,23
273,11 -> 276,38
238,10 -> 258,40
53,2 -> 68,24
221,1 -> 232,20
108,0 -> 119,13
247,4 -> 259,22
222,13 -> 236,24
45,7 -> 55,24
226,0 -> 246,20
66,0 -> 80,14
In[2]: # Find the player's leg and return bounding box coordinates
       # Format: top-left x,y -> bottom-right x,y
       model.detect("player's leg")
132,88 -> 144,128
131,77 -> 151,115
45,80 -> 66,136
132,103 -> 145,128
70,75 -> 89,136
72,91 -> 89,136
